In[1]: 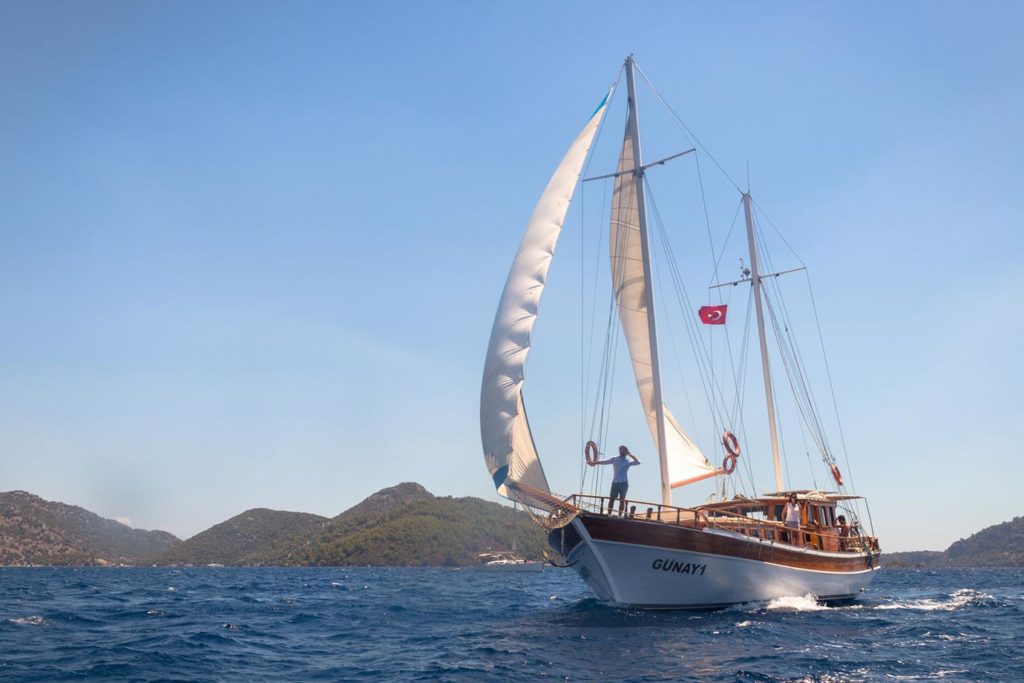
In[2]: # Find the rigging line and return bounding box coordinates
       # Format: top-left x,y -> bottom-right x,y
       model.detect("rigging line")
751,198 -> 806,267
594,289 -> 622,498
580,171 -> 586,482
734,290 -> 757,496
773,277 -> 834,459
763,292 -> 830,459
647,187 -> 732,431
752,212 -> 833,456
708,201 -> 741,290
633,63 -> 743,195
771,367 -> 793,492
581,178 -> 612,453
763,289 -> 822,453
695,153 -> 721,288
645,180 -> 728,416
709,199 -> 743,290
580,70 -> 623,180
804,450 -> 820,492
654,249 -> 705,450
590,172 -> 627,445
727,284 -> 755,429
763,273 -> 829,451
757,241 -> 829,448
693,156 -> 748,452
645,173 -> 730,442
804,268 -> 856,493
705,200 -> 747,433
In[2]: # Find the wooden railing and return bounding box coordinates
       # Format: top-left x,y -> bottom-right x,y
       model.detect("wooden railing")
563,493 -> 878,554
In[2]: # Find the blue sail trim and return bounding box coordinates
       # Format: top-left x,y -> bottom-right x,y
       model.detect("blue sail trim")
491,465 -> 510,489
590,88 -> 612,120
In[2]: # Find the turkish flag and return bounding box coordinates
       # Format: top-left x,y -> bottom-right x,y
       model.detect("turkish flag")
698,305 -> 728,325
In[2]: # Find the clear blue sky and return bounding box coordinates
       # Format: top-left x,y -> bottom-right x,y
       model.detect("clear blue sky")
1,2 -> 1020,551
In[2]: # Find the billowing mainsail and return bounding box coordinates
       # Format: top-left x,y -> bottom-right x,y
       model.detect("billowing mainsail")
609,123 -> 719,489
480,92 -> 612,509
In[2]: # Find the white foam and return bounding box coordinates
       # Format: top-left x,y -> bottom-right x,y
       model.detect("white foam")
9,615 -> 45,625
764,594 -> 828,611
875,588 -> 990,612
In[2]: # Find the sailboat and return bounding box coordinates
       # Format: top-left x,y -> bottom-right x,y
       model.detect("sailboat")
480,56 -> 881,608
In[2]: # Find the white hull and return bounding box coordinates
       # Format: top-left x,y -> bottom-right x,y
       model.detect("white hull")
561,517 -> 877,608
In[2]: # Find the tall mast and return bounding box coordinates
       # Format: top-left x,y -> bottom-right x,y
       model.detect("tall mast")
742,193 -> 784,491
625,56 -> 672,506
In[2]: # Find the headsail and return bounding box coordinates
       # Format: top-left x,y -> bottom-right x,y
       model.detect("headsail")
609,119 -> 719,489
480,91 -> 612,509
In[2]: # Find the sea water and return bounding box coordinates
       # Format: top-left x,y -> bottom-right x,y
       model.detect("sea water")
0,566 -> 1021,681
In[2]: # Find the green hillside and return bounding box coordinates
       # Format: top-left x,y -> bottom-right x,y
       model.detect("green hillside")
152,508 -> 329,566
146,482 -> 546,567
0,490 -> 180,566
289,494 -> 546,567
885,516 -> 1024,567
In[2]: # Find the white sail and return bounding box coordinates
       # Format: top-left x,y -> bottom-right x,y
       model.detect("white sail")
480,91 -> 612,508
609,124 -> 719,489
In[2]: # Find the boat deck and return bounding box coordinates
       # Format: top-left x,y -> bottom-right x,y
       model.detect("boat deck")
555,492 -> 880,556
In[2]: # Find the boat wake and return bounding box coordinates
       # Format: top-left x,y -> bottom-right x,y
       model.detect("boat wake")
874,588 -> 993,612
723,594 -> 828,613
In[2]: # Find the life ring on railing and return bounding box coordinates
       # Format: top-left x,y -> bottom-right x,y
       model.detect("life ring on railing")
830,463 -> 844,487
584,440 -> 599,465
722,453 -> 738,474
722,431 -> 740,458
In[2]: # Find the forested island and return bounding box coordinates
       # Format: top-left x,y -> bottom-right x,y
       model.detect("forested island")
0,484 -> 545,567
1,485 -> 1020,568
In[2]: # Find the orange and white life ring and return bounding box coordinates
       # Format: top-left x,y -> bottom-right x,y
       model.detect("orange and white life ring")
585,440 -> 599,465
830,463 -> 844,487
722,431 -> 740,458
722,453 -> 737,474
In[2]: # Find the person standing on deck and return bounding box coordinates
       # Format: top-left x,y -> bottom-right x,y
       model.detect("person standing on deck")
784,493 -> 802,545
590,445 -> 640,515
836,514 -> 851,551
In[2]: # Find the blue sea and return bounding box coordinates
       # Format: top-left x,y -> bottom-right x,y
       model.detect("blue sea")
0,567 -> 1021,682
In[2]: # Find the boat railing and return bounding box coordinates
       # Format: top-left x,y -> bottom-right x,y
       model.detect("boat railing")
565,493 -> 879,554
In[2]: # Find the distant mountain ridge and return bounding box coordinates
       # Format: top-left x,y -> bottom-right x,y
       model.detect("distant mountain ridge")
0,491 -> 180,566
41,482 -> 543,567
14,485 -> 1016,568
885,516 -> 1024,568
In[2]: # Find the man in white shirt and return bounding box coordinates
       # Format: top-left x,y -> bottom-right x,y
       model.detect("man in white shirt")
784,493 -> 802,545
591,445 -> 641,515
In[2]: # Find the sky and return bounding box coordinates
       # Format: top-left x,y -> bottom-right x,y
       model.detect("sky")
1,1 -> 1021,552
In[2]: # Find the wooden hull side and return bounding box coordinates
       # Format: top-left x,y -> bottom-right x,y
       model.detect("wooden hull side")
548,513 -> 880,608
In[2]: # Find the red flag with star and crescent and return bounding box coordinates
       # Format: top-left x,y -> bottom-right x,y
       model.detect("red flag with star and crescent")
698,305 -> 728,325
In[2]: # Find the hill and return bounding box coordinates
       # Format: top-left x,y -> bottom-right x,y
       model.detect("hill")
885,516 -> 1024,568
152,508 -> 330,566
147,482 -> 544,567
0,490 -> 180,566
289,493 -> 546,566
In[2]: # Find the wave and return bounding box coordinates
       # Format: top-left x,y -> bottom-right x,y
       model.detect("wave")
874,588 -> 993,612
